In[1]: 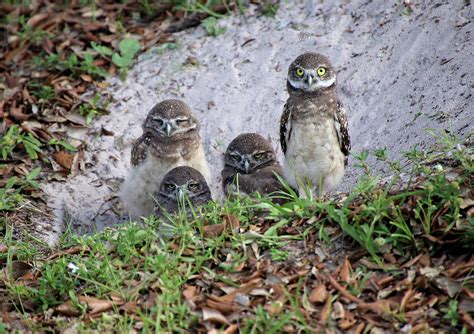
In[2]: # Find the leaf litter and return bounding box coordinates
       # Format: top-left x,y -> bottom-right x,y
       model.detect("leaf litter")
0,0 -> 473,332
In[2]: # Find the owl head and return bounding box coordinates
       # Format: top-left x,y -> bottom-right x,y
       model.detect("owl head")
157,166 -> 211,203
224,133 -> 277,174
143,99 -> 200,140
287,52 -> 336,93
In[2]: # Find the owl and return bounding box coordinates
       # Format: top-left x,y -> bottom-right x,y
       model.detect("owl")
120,99 -> 211,218
222,133 -> 288,201
154,166 -> 212,217
280,52 -> 351,195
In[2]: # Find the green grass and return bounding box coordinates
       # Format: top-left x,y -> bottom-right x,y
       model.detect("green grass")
1,131 -> 472,331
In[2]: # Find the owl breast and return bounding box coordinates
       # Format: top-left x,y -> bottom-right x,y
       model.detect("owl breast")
283,109 -> 345,191
120,143 -> 211,218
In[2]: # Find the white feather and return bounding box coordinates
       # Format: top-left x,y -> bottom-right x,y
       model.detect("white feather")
120,144 -> 211,219
282,117 -> 345,193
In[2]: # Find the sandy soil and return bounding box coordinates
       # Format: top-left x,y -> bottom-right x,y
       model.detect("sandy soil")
40,0 -> 473,245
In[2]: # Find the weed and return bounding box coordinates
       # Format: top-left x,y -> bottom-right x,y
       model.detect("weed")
441,299 -> 460,327
261,1 -> 280,18
0,125 -> 42,160
79,93 -> 110,124
92,38 -> 141,80
32,52 -> 108,79
241,304 -> 297,333
27,82 -> 55,101
270,248 -> 289,261
201,17 -> 227,36
0,167 -> 40,211
173,0 -> 229,18
47,139 -> 77,152
16,15 -> 50,46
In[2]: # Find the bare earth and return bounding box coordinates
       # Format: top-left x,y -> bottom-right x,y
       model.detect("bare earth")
39,0 -> 473,245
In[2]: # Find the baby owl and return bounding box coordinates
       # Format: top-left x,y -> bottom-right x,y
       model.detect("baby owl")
280,52 -> 351,195
154,166 -> 212,217
120,99 -> 211,218
222,133 -> 287,201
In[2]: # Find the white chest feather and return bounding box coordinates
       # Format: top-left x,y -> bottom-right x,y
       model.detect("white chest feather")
283,118 -> 345,191
120,144 -> 211,218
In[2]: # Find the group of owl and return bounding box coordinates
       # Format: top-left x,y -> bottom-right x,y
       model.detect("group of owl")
120,52 -> 351,218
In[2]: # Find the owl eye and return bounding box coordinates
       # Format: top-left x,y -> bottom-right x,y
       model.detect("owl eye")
176,119 -> 190,126
188,182 -> 200,191
253,152 -> 264,160
317,67 -> 327,76
155,119 -> 164,126
295,68 -> 304,77
165,183 -> 175,191
230,153 -> 240,160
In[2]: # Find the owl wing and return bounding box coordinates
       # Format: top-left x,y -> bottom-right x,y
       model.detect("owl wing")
131,133 -> 151,166
280,102 -> 292,155
334,101 -> 351,165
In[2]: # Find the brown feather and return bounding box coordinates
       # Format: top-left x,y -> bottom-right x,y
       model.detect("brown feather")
335,101 -> 351,165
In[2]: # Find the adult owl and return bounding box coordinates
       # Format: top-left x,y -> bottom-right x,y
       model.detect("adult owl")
280,52 -> 350,195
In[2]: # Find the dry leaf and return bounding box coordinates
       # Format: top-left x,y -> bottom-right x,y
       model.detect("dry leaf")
9,261 -> 33,280
79,296 -> 113,315
339,257 -> 352,282
332,301 -> 345,320
182,285 -> 197,300
120,301 -> 138,314
203,223 -> 225,237
202,307 -> 230,325
57,301 -> 81,316
53,151 -> 74,170
309,283 -> 328,304
338,311 -> 357,330
206,299 -> 239,314
320,294 -> 332,323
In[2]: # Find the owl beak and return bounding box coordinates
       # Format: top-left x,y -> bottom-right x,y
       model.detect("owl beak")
306,75 -> 313,86
165,122 -> 172,137
243,160 -> 250,174
177,188 -> 185,201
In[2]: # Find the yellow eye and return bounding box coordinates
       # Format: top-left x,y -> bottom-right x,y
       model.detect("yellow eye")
317,67 -> 327,76
254,153 -> 263,159
295,68 -> 304,77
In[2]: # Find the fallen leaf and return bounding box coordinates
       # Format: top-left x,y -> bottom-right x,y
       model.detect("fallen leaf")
57,301 -> 81,316
339,257 -> 352,282
223,324 -> 239,334
338,311 -> 357,331
9,261 -> 33,280
215,279 -> 261,303
203,223 -> 225,237
202,307 -> 230,325
434,276 -> 462,298
420,267 -> 440,279
309,283 -> 328,304
206,298 -> 239,314
120,301 -> 138,314
400,288 -> 415,312
53,151 -> 74,170
332,301 -> 345,320
79,296 -> 113,315
182,285 -> 197,300
320,294 -> 332,323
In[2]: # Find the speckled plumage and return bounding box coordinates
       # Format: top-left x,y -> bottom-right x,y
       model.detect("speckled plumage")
120,99 -> 211,218
222,133 -> 287,201
154,166 -> 212,217
280,53 -> 351,194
